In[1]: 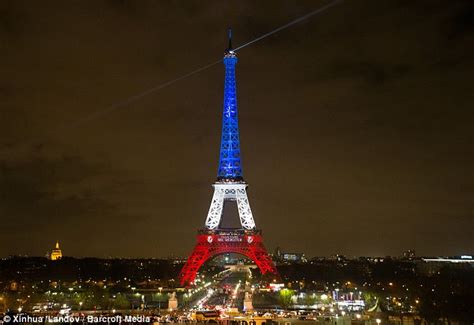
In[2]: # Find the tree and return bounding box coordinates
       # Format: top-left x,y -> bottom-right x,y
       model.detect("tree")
278,289 -> 295,309
113,294 -> 130,310
304,293 -> 317,307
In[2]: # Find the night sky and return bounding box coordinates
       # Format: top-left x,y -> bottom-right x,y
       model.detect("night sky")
1,0 -> 473,258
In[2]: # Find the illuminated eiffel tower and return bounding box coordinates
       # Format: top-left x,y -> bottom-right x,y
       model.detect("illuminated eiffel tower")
179,30 -> 277,286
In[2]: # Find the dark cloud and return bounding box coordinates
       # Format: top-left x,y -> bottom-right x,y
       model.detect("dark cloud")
0,0 -> 473,258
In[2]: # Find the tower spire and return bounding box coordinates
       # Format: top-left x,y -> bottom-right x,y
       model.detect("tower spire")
227,28 -> 233,52
218,29 -> 242,181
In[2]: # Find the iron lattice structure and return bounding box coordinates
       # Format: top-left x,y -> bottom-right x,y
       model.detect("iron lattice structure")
205,183 -> 255,230
180,231 -> 276,286
217,51 -> 242,181
180,31 -> 277,286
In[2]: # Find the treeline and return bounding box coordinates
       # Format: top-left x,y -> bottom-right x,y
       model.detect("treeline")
0,257 -> 181,282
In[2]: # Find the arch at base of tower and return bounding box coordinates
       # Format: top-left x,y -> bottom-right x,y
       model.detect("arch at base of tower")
179,229 -> 277,286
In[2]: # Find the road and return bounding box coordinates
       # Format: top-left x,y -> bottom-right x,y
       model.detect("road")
188,267 -> 251,310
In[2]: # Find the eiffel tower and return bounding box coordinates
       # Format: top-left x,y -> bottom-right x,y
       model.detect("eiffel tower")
179,30 -> 277,286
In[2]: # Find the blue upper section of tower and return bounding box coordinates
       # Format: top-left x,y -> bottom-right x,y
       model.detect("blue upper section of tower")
217,30 -> 243,181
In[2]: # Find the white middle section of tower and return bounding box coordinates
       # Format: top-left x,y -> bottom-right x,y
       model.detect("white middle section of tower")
204,182 -> 256,230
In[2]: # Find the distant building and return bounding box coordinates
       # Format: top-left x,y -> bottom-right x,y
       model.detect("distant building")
282,253 -> 306,263
49,241 -> 62,261
417,255 -> 474,274
422,255 -> 474,264
274,247 -> 307,263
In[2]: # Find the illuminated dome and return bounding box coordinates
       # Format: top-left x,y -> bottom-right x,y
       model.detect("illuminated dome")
50,241 -> 62,261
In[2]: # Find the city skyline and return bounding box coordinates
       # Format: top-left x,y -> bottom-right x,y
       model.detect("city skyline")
14,240 -> 474,260
1,0 -> 473,258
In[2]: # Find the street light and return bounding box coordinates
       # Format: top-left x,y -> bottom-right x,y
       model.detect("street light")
376,319 -> 382,325
158,288 -> 163,315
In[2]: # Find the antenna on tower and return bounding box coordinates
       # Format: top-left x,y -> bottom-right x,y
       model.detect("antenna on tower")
227,28 -> 233,52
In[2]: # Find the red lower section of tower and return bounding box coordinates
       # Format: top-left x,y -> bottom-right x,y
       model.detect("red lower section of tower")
180,230 -> 277,286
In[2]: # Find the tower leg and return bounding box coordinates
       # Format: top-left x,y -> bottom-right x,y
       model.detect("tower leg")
236,188 -> 255,229
204,187 -> 225,229
179,240 -> 211,286
246,242 -> 278,275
